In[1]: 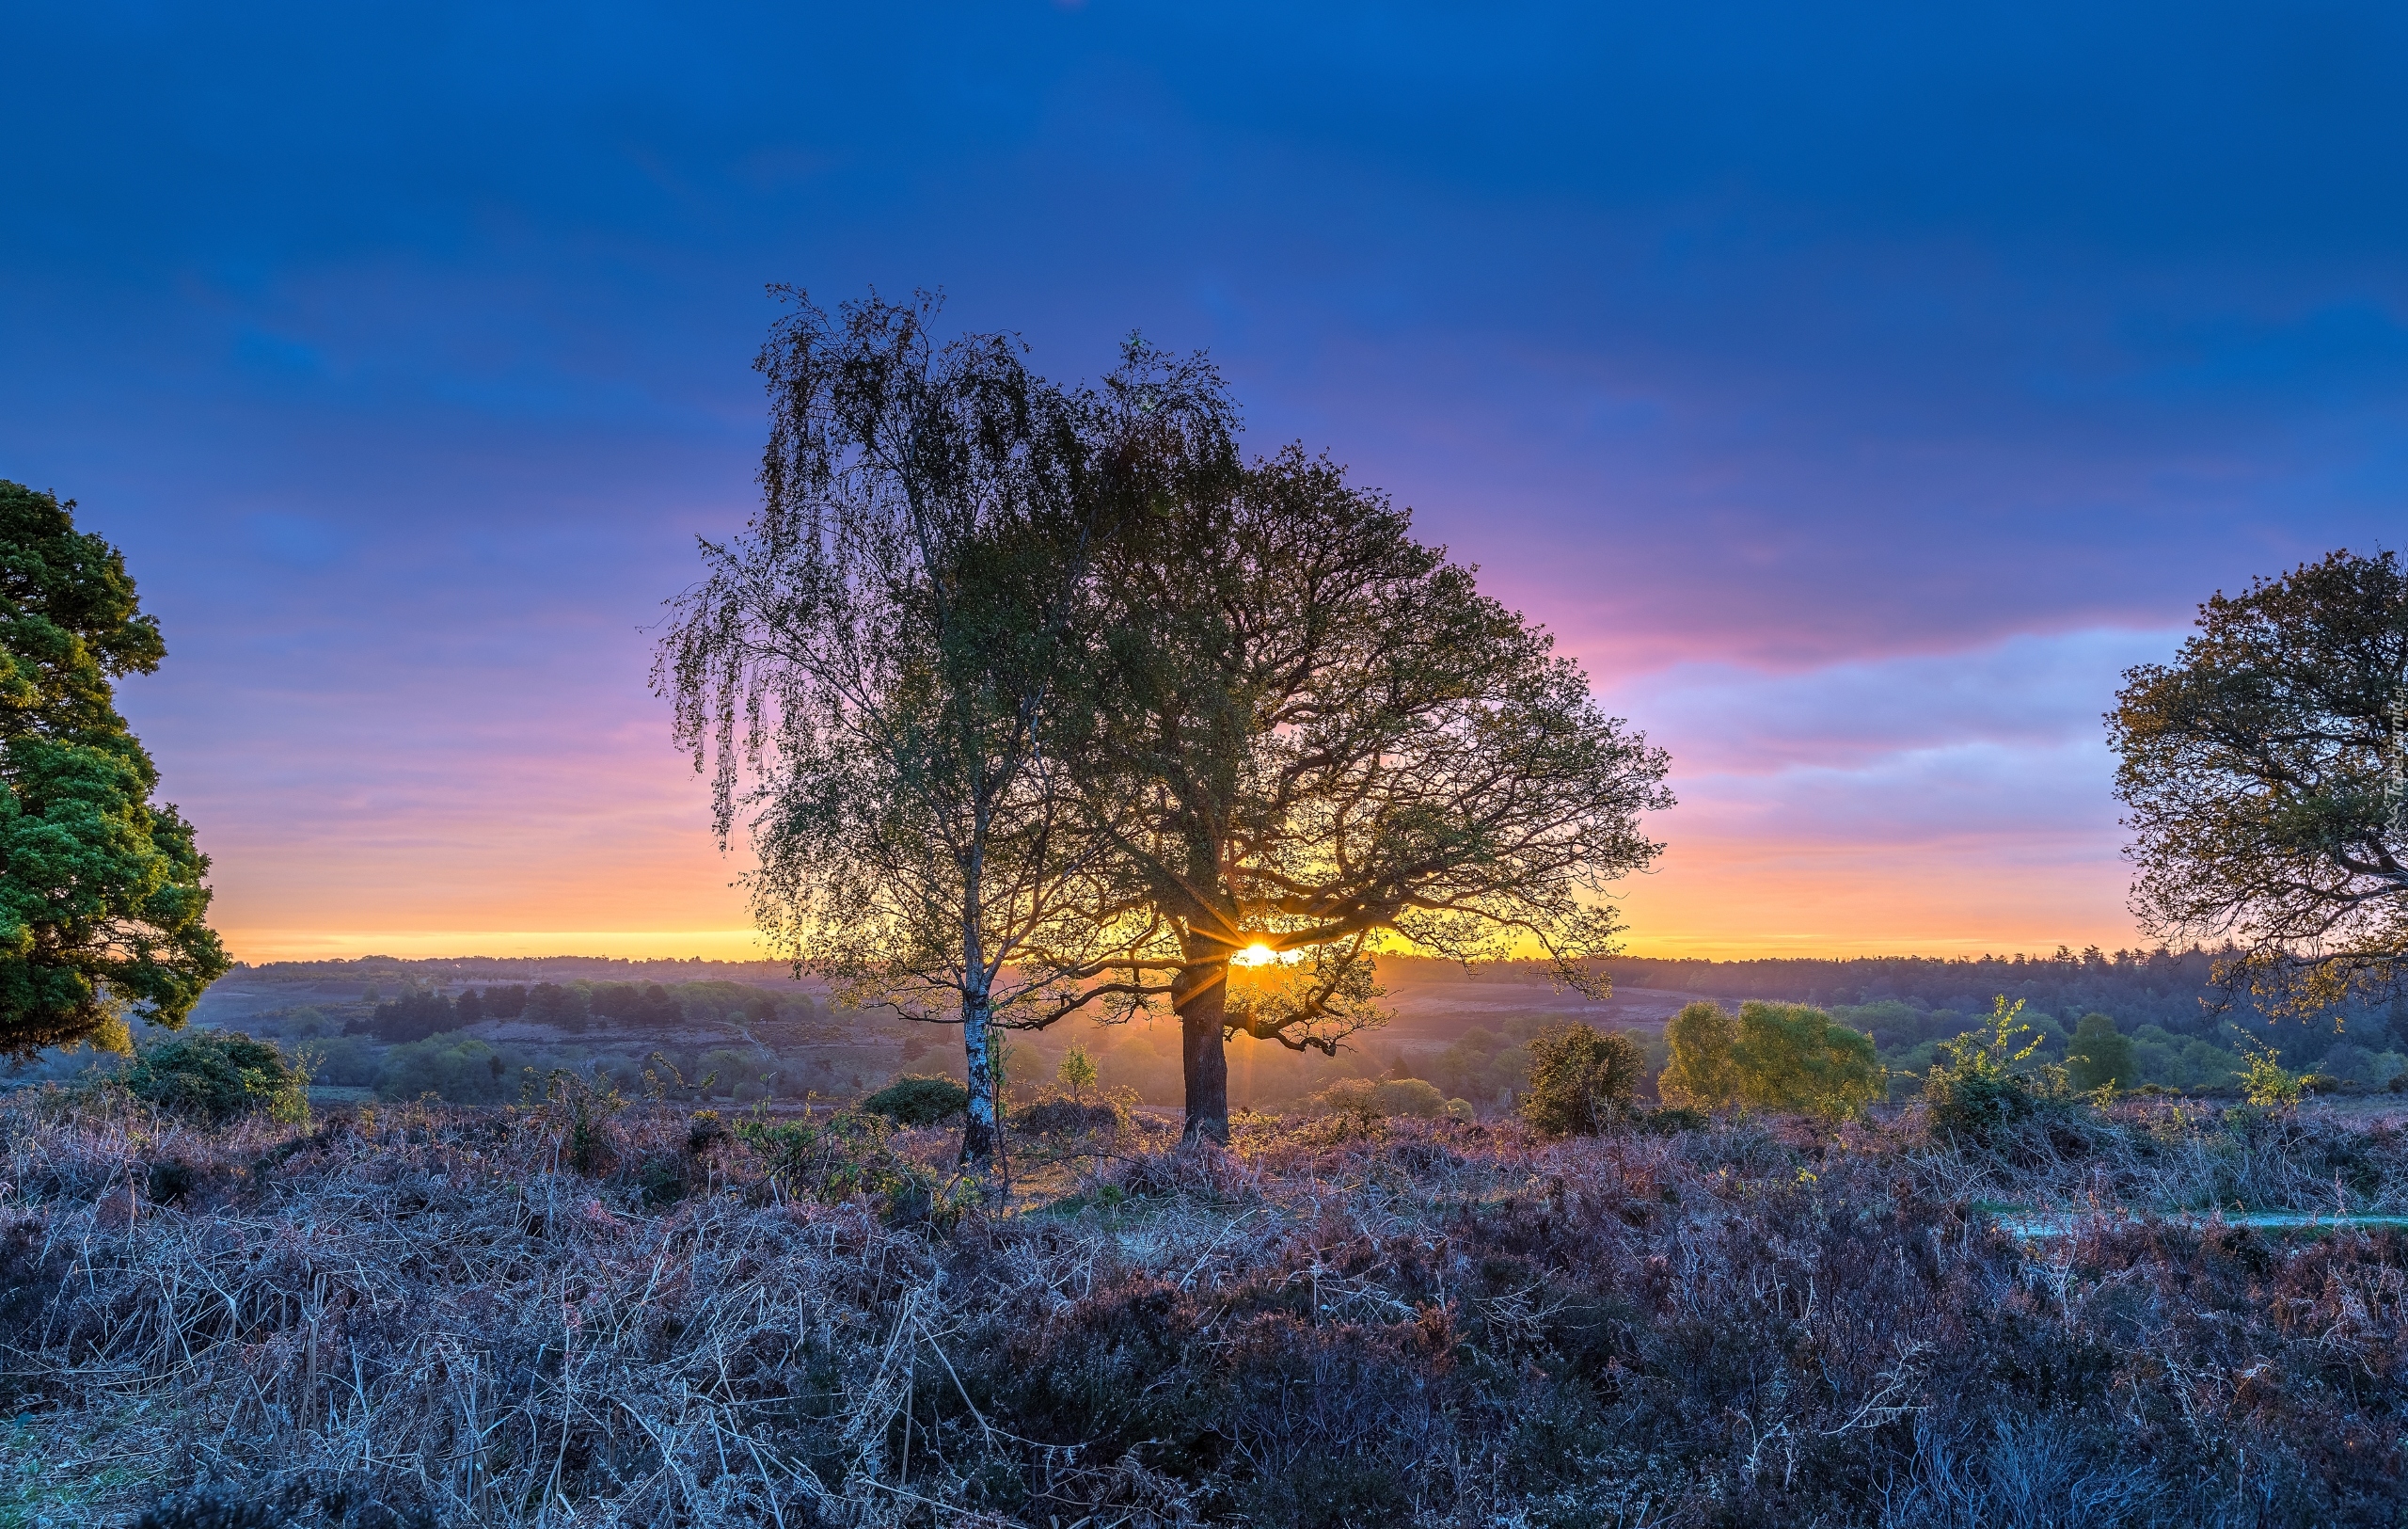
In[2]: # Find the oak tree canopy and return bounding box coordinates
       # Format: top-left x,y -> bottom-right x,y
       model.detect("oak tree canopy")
2111,549 -> 2408,1017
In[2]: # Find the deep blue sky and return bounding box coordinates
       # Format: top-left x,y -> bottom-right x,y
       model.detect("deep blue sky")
7,2 -> 2404,956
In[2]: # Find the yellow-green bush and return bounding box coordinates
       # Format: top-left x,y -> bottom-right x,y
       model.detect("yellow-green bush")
1656,1000 -> 1881,1119
1659,1001 -> 1740,1108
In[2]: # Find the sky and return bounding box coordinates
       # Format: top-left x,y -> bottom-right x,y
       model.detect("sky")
7,2 -> 2407,963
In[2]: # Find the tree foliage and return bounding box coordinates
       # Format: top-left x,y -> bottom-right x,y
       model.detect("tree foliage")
665,295 -> 1674,1152
2111,549 -> 2408,1016
0,483 -> 229,1056
1728,1001 -> 1882,1119
657,291 -> 1140,1167
1070,424 -> 1674,1141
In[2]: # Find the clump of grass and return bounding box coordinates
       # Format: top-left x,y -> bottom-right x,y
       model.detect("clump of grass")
1,1086 -> 2402,1525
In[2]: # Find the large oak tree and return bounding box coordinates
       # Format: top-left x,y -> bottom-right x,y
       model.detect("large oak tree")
2111,549 -> 2408,1016
1069,423 -> 1676,1142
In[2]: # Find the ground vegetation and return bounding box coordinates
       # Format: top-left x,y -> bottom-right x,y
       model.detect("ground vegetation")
6,1079 -> 2405,1527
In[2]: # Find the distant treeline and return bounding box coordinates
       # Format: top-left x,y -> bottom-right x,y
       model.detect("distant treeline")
1596,947 -> 2403,1043
231,956 -> 817,987
361,979 -> 822,1043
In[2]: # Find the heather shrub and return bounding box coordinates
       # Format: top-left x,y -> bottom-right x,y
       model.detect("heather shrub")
1304,1076 -> 1447,1124
735,1107 -> 968,1225
1012,1095 -> 1120,1136
119,1030 -> 301,1124
863,1073 -> 969,1124
1520,1022 -> 1644,1135
9,1080 -> 2408,1525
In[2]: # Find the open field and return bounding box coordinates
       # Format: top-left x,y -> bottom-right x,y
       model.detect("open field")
3,1086 -> 2405,1527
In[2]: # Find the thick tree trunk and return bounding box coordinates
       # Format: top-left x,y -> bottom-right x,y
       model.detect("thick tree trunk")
1174,942 -> 1232,1144
959,989 -> 999,1168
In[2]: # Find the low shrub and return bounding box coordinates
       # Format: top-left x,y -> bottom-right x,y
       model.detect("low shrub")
2241,1044 -> 2305,1109
119,1031 -> 302,1125
1924,996 -> 2070,1146
1304,1076 -> 1447,1125
1012,1097 -> 1120,1137
735,1108 -> 970,1227
863,1074 -> 970,1125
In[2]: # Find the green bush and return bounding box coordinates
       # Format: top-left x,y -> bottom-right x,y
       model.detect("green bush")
697,1045 -> 763,1098
737,1110 -> 972,1227
1730,1002 -> 1882,1119
863,1074 -> 970,1125
305,1035 -> 381,1087
2239,1043 -> 2304,1110
120,1031 -> 302,1124
1924,997 -> 2066,1144
1520,1023 -> 1645,1136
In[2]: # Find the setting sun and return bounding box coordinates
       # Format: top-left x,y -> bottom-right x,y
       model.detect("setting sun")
1232,943 -> 1278,965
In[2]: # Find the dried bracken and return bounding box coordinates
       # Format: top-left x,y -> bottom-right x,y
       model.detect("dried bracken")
2,1088 -> 2404,1526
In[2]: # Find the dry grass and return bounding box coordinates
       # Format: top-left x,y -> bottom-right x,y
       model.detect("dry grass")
2,1085 -> 2404,1527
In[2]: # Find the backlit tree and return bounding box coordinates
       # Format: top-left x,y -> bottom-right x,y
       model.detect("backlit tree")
2111,549 -> 2408,1017
1067,426 -> 1675,1143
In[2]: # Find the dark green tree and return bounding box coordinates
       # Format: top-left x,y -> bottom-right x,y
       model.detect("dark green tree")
2064,1011 -> 2137,1092
0,482 -> 228,1056
2111,549 -> 2408,1016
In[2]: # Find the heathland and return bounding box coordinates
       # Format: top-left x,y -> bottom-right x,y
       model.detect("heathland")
5,1059 -> 2405,1526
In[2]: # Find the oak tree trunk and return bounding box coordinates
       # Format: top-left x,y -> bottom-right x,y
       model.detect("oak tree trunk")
1174,943 -> 1232,1144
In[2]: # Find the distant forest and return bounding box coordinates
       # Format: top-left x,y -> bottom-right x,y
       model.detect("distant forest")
1607,948 -> 2399,1038
230,956 -> 813,986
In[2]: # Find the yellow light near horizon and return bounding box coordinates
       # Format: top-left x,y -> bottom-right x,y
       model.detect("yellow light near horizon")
1233,943 -> 1277,966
